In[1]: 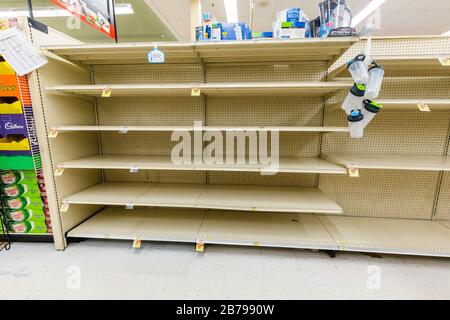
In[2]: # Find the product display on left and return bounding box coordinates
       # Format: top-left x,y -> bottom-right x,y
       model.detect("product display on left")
0,47 -> 51,236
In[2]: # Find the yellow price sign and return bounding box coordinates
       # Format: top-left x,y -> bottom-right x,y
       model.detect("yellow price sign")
48,130 -> 59,138
102,88 -> 112,97
191,87 -> 201,96
54,168 -> 65,176
133,238 -> 142,249
348,167 -> 360,178
417,101 -> 431,112
60,203 -> 70,213
195,242 -> 205,252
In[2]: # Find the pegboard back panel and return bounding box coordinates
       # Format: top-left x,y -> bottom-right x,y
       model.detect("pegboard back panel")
208,172 -> 317,187
96,96 -> 204,126
93,64 -> 204,84
322,110 -> 450,155
319,170 -> 439,220
104,169 -> 206,184
206,61 -> 327,83
329,37 -> 450,75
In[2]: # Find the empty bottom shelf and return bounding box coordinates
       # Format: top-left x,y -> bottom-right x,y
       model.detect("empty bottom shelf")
67,208 -> 450,257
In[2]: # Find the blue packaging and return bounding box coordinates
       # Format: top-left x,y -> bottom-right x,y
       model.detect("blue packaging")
195,26 -> 204,41
252,32 -> 273,39
221,23 -> 246,40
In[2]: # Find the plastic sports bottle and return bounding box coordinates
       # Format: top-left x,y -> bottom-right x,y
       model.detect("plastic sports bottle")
341,83 -> 366,115
365,63 -> 385,100
361,100 -> 383,129
348,110 -> 365,139
347,54 -> 369,84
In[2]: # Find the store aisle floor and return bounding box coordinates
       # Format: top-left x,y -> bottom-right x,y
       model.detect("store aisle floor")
1,240 -> 450,300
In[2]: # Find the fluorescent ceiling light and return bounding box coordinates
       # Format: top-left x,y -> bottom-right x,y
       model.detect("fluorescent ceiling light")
0,3 -> 134,18
351,0 -> 388,27
224,0 -> 238,23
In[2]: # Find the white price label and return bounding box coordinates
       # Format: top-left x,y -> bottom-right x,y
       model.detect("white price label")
130,165 -> 139,173
54,168 -> 65,176
48,130 -> 59,138
125,203 -> 134,210
417,101 -> 431,112
60,203 -> 70,213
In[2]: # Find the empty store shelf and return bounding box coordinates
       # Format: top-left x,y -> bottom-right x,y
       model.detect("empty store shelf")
63,182 -> 344,214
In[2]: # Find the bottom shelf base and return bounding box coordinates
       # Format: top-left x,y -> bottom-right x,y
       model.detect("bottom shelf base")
67,208 -> 450,258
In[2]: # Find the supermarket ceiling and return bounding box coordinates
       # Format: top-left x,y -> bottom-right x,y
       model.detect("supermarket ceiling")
0,0 -> 450,42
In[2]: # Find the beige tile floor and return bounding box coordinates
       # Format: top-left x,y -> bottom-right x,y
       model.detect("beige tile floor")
1,240 -> 450,300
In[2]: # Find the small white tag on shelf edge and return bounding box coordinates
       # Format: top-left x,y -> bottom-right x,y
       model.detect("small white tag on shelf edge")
130,165 -> 139,173
125,203 -> 134,210
119,126 -> 129,134
60,202 -> 70,213
348,166 -> 360,178
133,237 -> 142,249
417,101 -> 431,112
54,168 -> 64,176
148,47 -> 165,64
48,129 -> 59,138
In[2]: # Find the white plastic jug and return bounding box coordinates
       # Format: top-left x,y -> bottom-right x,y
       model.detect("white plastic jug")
341,83 -> 365,115
361,100 -> 383,129
365,63 -> 385,100
347,54 -> 369,84
348,110 -> 364,139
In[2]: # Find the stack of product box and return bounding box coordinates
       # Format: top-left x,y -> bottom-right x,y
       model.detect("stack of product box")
0,50 -> 51,235
196,12 -> 253,41
272,8 -> 311,39
1,170 -> 50,234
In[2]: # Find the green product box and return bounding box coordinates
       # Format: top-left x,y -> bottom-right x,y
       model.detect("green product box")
0,170 -> 37,186
6,220 -> 48,234
0,156 -> 35,170
1,183 -> 41,198
3,208 -> 46,223
1,195 -> 43,211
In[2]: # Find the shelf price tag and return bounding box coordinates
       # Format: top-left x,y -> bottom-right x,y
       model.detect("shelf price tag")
438,56 -> 450,66
191,87 -> 201,96
417,101 -> 430,112
48,129 -> 59,138
195,242 -> 205,252
125,203 -> 134,210
119,126 -> 129,134
60,202 -> 70,213
130,165 -> 139,173
348,166 -> 359,178
102,88 -> 112,97
133,237 -> 142,249
54,168 -> 65,176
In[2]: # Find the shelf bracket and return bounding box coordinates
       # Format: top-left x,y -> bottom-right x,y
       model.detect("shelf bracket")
41,49 -> 91,73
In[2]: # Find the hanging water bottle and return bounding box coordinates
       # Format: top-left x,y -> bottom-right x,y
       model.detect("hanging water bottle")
365,62 -> 385,100
347,54 -> 369,84
348,110 -> 364,139
341,83 -> 365,115
361,100 -> 383,129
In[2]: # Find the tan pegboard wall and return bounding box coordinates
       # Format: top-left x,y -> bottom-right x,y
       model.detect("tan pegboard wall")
322,110 -> 450,155
329,37 -> 450,75
208,172 -> 318,187
104,169 -> 206,184
319,170 -> 439,220
206,61 -> 327,82
96,97 -> 205,126
206,96 -> 323,126
93,64 -> 204,84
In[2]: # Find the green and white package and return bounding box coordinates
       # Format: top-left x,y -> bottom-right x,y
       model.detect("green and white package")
0,170 -> 38,186
4,208 -> 46,223
7,220 -> 47,234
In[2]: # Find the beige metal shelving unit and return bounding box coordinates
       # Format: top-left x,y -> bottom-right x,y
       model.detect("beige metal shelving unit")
26,25 -> 450,256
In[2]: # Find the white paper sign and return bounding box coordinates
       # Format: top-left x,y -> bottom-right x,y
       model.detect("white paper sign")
148,48 -> 165,64
0,27 -> 47,76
